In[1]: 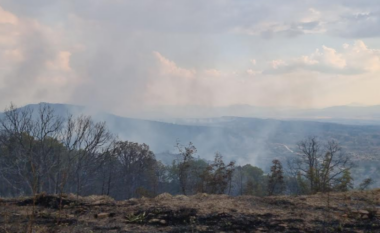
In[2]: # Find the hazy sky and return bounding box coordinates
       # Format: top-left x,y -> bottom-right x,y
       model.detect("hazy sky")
1,0 -> 380,115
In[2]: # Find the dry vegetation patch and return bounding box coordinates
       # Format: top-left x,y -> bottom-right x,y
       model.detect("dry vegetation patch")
1,190 -> 380,232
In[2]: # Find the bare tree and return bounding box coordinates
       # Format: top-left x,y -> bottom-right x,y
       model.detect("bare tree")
294,136 -> 322,193
0,103 -> 115,226
0,103 -> 65,232
59,115 -> 113,196
289,136 -> 353,194
320,140 -> 353,192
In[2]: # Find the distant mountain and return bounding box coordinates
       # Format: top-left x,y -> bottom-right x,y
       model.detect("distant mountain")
296,105 -> 380,120
145,104 -> 380,125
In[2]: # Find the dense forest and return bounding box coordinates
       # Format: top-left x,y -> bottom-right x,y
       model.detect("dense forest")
0,104 -> 371,200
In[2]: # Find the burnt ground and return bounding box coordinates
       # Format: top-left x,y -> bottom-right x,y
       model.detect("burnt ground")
1,190 -> 380,232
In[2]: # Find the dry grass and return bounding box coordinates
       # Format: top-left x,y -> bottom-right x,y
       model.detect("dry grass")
1,190 -> 380,232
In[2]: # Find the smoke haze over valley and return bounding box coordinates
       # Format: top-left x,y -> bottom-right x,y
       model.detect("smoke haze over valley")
3,2 -> 380,231
3,102 -> 379,187
1,0 -> 380,189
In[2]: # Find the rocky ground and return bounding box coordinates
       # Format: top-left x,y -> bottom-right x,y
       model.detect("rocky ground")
1,190 -> 380,232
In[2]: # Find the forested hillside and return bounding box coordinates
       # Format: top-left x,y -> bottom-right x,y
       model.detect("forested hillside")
0,103 -> 373,201
2,103 -> 379,188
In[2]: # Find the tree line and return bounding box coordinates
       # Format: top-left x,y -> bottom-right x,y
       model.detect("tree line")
0,103 -> 369,200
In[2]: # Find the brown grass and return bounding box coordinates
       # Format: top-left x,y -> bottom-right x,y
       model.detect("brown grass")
1,190 -> 380,232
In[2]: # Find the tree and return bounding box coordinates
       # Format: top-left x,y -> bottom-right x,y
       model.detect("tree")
267,159 -> 285,196
334,169 -> 353,192
0,104 -> 64,195
289,136 -> 353,194
296,172 -> 309,195
99,148 -> 118,196
175,142 -> 196,195
154,161 -> 170,195
244,179 -> 255,195
201,153 -> 235,194
190,159 -> 209,193
0,103 -> 68,232
359,178 -> 373,191
234,164 -> 265,196
292,136 -> 321,193
320,140 -> 353,192
111,141 -> 156,199
0,103 -> 114,197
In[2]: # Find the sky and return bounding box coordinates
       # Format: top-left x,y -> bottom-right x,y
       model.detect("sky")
1,0 -> 380,116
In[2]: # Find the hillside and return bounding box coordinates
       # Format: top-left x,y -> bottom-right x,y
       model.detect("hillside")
4,103 -> 380,186
1,190 -> 380,232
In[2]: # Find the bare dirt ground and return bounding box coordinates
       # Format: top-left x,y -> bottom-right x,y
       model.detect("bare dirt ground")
1,190 -> 380,233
